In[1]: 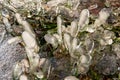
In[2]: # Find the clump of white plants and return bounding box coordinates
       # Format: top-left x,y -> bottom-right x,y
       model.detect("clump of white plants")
44,9 -> 93,74
7,13 -> 49,80
44,8 -> 112,75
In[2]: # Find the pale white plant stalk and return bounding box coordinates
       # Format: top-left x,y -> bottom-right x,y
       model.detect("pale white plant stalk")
44,34 -> 58,48
99,8 -> 110,23
53,33 -> 61,44
25,47 -> 40,71
88,41 -> 94,55
13,29 -> 41,79
80,55 -> 90,64
23,32 -> 41,76
1,8 -> 10,18
104,30 -> 113,39
21,59 -> 29,69
3,17 -> 12,31
76,9 -> 89,36
44,15 -> 63,48
57,15 -> 62,35
78,9 -> 89,27
47,0 -> 67,7
64,25 -> 71,33
77,63 -> 89,74
61,25 -> 66,32
99,30 -> 115,45
106,39 -> 113,45
14,62 -> 24,79
57,15 -> 62,42
33,70 -> 44,79
7,36 -> 22,44
30,53 -> 40,70
69,37 -> 81,59
22,21 -> 35,37
36,0 -> 42,13
94,8 -> 110,27
112,44 -> 120,59
22,31 -> 39,52
44,10 -> 96,74
0,30 -> 6,43
70,21 -> 78,37
15,13 -> 35,37
64,76 -> 79,80
15,13 -> 23,24
13,12 -> 45,79
39,58 -> 47,67
19,74 -> 28,80
63,33 -> 82,59
2,9 -> 13,33
63,33 -> 71,51
85,25 -> 95,33
77,42 -> 94,74
71,37 -> 78,53
80,54 -> 92,65
73,0 -> 80,10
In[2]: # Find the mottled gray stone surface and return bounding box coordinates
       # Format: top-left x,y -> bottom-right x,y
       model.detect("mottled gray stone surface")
0,35 -> 25,80
95,53 -> 117,75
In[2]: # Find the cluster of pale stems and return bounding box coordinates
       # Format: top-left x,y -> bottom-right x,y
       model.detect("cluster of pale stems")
5,8 -> 110,80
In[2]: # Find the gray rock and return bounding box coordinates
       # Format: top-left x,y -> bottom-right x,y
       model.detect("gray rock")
0,35 -> 25,79
95,53 -> 117,75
